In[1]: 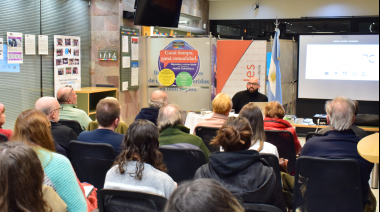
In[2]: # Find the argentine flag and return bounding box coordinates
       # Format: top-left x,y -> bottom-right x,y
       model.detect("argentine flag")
268,29 -> 282,104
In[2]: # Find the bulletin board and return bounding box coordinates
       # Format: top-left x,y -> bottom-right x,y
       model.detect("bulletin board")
120,26 -> 140,91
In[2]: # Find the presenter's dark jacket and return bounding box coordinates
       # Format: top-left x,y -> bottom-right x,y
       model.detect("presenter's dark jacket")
78,129 -> 124,155
135,107 -> 160,125
50,121 -> 78,152
158,125 -> 211,160
301,130 -> 374,208
232,90 -> 268,114
194,150 -> 287,212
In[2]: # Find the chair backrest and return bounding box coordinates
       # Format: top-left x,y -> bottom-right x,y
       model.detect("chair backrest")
293,156 -> 363,212
244,203 -> 283,212
159,146 -> 207,184
0,133 -> 8,142
260,154 -> 282,189
98,189 -> 167,212
306,132 -> 323,141
69,141 -> 116,189
264,130 -> 296,174
194,126 -> 220,153
58,119 -> 83,136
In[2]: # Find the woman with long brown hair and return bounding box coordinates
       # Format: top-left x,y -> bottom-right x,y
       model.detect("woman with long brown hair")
194,117 -> 286,212
104,119 -> 176,198
0,142 -> 67,212
239,103 -> 279,157
11,109 -> 87,212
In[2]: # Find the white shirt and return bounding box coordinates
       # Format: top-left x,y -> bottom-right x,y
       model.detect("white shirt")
249,141 -> 279,158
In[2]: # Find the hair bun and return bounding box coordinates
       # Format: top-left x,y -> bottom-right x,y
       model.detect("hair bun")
222,126 -> 245,145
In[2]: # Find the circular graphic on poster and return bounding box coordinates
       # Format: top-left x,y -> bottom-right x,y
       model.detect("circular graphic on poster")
158,40 -> 200,86
176,72 -> 193,86
158,69 -> 176,86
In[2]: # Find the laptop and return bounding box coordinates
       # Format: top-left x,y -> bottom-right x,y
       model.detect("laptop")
250,102 -> 268,118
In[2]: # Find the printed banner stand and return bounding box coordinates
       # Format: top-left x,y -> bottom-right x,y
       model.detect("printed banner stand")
54,35 -> 81,96
120,26 -> 140,91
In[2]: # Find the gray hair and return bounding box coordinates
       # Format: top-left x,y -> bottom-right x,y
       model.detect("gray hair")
325,96 -> 356,131
157,104 -> 184,132
149,96 -> 168,108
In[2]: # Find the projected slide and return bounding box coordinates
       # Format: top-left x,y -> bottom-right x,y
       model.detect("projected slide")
305,44 -> 379,81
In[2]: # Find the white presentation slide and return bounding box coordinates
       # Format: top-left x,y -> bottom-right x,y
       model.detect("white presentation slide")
299,35 -> 379,101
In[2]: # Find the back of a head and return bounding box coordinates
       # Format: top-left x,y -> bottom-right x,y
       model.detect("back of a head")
164,178 -> 244,212
157,104 -> 183,132
212,93 -> 232,115
325,96 -> 356,131
149,90 -> 169,108
35,97 -> 58,116
115,119 -> 166,179
96,98 -> 121,127
211,117 -> 252,152
0,142 -> 47,212
11,109 -> 55,152
239,103 -> 266,146
265,101 -> 285,119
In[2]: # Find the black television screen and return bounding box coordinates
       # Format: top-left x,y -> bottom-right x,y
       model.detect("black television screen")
134,0 -> 183,28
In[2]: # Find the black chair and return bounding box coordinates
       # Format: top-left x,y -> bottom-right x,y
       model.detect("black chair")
159,146 -> 207,184
305,132 -> 323,141
58,119 -> 83,136
293,156 -> 363,212
260,153 -> 282,188
98,189 -> 167,212
69,141 -> 116,189
0,133 -> 8,142
194,126 -> 220,153
244,203 -> 283,212
264,130 -> 297,174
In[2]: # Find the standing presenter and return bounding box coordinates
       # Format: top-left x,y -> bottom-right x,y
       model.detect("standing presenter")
232,77 -> 268,113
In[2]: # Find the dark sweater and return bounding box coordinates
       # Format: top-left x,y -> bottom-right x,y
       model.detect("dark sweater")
232,90 -> 268,113
50,121 -> 78,151
78,129 -> 124,155
135,107 -> 160,125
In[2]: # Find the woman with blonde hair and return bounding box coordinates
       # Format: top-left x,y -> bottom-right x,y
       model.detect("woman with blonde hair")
239,103 -> 279,157
0,142 -> 67,212
0,103 -> 12,139
11,109 -> 87,212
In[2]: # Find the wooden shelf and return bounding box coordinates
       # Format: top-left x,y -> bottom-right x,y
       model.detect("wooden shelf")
75,87 -> 118,116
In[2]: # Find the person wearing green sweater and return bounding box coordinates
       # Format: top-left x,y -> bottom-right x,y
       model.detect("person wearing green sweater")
157,104 -> 211,160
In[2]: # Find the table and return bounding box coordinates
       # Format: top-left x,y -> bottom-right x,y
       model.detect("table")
358,133 -> 379,189
184,112 -> 238,134
290,118 -> 379,132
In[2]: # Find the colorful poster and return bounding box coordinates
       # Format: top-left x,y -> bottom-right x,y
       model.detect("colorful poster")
54,35 -> 81,96
7,32 -> 23,64
0,45 -> 20,72
131,37 -> 139,60
211,41 -> 217,100
38,35 -> 49,55
158,40 -> 200,86
0,38 -> 3,60
25,34 -> 36,55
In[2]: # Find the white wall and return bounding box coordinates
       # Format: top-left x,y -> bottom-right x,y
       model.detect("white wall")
209,0 -> 379,20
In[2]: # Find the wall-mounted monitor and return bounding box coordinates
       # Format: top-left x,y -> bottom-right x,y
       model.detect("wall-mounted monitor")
134,0 -> 183,28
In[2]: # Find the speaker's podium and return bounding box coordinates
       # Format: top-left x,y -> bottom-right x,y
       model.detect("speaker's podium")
75,87 -> 118,120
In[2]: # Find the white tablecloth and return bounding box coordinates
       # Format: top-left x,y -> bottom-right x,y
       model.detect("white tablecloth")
184,112 -> 239,134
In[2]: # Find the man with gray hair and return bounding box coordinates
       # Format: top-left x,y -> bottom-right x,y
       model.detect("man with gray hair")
157,104 -> 211,160
35,97 -> 77,155
301,96 -> 375,210
135,90 -> 169,125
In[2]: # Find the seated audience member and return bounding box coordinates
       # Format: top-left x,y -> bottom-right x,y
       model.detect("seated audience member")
165,178 -> 244,212
239,103 -> 279,157
11,109 -> 88,211
301,96 -> 375,210
194,117 -> 286,212
135,90 -> 169,125
57,85 -> 92,130
35,96 -> 77,154
78,98 -> 124,155
194,93 -> 231,134
319,100 -> 367,138
104,119 -> 176,198
0,103 -> 12,139
86,97 -> 129,134
157,104 -> 211,159
263,101 -> 302,155
0,142 -> 67,212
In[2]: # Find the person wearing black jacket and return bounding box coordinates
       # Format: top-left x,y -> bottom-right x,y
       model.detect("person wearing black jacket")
194,117 -> 286,212
135,90 -> 169,125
